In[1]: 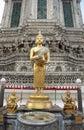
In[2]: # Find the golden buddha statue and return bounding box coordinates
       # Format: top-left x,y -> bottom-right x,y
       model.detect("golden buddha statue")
30,31 -> 50,93
6,89 -> 22,114
26,31 -> 52,109
61,90 -> 77,114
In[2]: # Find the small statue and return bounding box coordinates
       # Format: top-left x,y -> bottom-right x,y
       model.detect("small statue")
6,89 -> 22,114
61,90 -> 77,114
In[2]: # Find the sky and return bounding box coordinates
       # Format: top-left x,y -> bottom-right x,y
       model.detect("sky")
0,0 -> 84,24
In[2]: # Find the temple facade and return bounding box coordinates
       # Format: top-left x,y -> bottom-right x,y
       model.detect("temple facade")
0,0 -> 84,87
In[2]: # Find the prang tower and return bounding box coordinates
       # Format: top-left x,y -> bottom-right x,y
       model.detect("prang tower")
0,0 -> 84,87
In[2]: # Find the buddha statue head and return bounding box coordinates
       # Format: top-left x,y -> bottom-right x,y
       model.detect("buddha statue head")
66,90 -> 70,97
11,89 -> 16,96
35,31 -> 44,45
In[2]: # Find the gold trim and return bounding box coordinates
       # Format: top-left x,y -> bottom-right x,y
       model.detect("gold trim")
0,115 -> 3,122
75,116 -> 83,124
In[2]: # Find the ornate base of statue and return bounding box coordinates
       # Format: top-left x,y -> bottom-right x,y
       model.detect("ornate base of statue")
26,93 -> 52,109
63,109 -> 77,115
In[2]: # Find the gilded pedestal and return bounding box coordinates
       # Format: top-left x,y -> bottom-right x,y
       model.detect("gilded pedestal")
26,93 -> 52,109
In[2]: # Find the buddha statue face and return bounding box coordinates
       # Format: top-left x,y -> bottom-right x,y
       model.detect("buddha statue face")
11,90 -> 16,96
35,31 -> 43,45
66,90 -> 70,97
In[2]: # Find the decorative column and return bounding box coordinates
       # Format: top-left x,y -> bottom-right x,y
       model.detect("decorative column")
0,77 -> 6,130
55,0 -> 60,23
47,0 -> 53,19
19,0 -> 26,25
72,0 -> 83,28
4,0 -> 12,27
59,0 -> 65,26
24,0 -> 36,21
0,78 -> 6,107
53,0 -> 59,22
76,0 -> 83,27
1,0 -> 8,27
31,0 -> 37,19
76,78 -> 83,112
